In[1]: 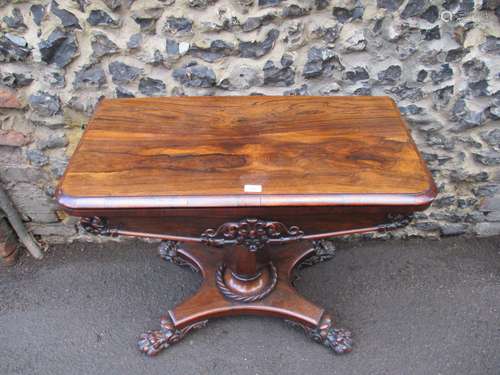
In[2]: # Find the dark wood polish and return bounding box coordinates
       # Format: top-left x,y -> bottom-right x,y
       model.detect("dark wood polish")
170,242 -> 325,328
57,96 -> 436,357
56,96 -> 435,210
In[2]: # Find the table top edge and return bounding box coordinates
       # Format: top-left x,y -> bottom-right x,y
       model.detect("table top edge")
96,95 -> 398,104
56,184 -> 437,212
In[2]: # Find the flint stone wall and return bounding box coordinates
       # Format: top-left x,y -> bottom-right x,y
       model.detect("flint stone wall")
0,0 -> 499,243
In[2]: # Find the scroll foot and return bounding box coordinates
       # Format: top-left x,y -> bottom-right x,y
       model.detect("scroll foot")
298,240 -> 336,269
138,315 -> 207,356
159,240 -> 198,272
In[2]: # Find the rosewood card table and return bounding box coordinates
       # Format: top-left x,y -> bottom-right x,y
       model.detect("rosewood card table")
56,96 -> 436,356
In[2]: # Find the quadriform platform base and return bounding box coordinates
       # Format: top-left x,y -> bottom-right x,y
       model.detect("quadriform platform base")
56,96 -> 436,357
139,239 -> 351,356
79,215 -> 414,356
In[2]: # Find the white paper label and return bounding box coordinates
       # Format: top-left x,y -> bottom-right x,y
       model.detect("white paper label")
244,184 -> 262,193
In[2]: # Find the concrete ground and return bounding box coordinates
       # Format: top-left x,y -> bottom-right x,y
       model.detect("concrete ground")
1,236 -> 499,375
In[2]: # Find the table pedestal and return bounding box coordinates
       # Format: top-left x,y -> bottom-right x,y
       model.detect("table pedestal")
81,215 -> 412,357
137,239 -> 352,356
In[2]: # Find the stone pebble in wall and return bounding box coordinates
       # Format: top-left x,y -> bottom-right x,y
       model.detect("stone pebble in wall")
109,61 -> 143,84
1,72 -> 33,89
139,77 -> 166,96
0,0 -> 499,242
189,40 -> 235,62
239,29 -> 279,58
39,28 -> 79,68
3,7 -> 27,30
219,65 -> 262,90
303,47 -> 343,79
173,62 -> 217,88
91,32 -> 120,61
29,91 -> 61,117
131,8 -> 164,33
30,4 -> 46,27
263,56 -> 295,87
51,0 -> 81,30
73,65 -> 107,90
87,9 -> 120,28
241,13 -> 276,33
164,16 -> 193,35
0,33 -> 30,62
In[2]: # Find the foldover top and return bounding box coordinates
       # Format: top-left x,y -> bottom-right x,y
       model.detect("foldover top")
56,96 -> 436,210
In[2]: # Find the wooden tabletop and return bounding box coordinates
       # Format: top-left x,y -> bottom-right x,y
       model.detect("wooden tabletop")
56,96 -> 436,210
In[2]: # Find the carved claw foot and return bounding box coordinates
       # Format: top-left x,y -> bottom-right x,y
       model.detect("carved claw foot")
138,315 -> 207,356
288,314 -> 353,355
298,240 -> 336,269
310,314 -> 352,354
324,328 -> 352,353
159,241 -> 198,272
138,330 -> 169,356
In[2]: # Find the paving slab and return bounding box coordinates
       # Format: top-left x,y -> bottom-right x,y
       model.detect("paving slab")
1,236 -> 499,375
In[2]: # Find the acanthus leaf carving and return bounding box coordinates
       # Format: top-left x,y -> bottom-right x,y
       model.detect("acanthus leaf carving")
201,218 -> 304,251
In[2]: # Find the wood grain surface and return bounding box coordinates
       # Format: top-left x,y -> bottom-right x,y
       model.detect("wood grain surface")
56,96 -> 436,209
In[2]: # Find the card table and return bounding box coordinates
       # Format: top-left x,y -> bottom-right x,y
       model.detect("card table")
56,96 -> 436,356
